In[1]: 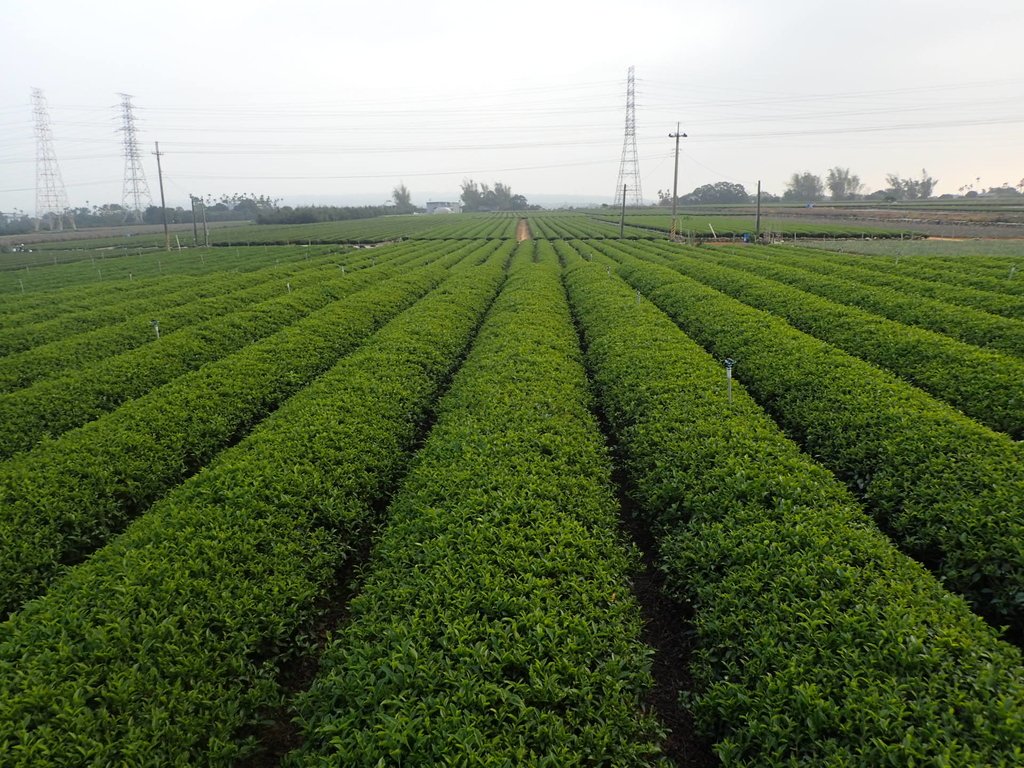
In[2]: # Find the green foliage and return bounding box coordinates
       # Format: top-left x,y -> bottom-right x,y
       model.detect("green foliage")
684,181 -> 750,205
0,250 -> 367,394
763,245 -> 1024,318
288,244 -> 664,766
638,243 -> 1024,437
0,243 -> 461,456
459,179 -> 530,212
595,241 -> 1024,632
717,246 -> 1024,356
560,240 -> 1024,765
0,248 -> 509,766
0,259 -> 464,616
885,169 -> 938,200
783,171 -> 825,202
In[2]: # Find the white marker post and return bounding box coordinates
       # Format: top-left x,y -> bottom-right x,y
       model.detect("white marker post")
724,358 -> 736,405
286,282 -> 291,293
151,319 -> 160,339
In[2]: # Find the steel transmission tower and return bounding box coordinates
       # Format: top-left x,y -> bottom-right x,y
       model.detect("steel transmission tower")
118,94 -> 152,223
613,66 -> 643,208
31,88 -> 70,229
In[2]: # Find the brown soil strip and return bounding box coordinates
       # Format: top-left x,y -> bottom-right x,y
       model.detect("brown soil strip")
516,218 -> 531,242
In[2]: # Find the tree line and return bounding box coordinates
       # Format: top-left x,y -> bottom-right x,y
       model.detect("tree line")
656,167 -> 971,207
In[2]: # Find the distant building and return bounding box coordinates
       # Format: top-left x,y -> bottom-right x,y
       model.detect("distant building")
425,201 -> 462,214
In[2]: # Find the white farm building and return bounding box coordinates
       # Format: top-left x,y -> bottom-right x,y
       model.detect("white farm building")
425,201 -> 462,214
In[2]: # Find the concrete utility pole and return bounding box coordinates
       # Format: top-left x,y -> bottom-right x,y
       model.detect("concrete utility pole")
669,123 -> 687,240
755,180 -> 762,239
201,198 -> 209,247
619,184 -> 627,238
190,195 -> 199,246
153,142 -> 170,252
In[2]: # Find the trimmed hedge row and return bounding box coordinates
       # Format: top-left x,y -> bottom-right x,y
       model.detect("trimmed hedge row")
754,245 -> 1024,318
0,256 -> 462,617
0,254 -> 351,357
0,244 -> 415,393
0,241 -> 475,457
703,246 -> 1024,356
589,241 -> 1024,633
0,250 -> 510,767
801,247 -> 1024,299
637,245 -> 1024,438
559,241 -> 1024,766
288,244 -> 665,766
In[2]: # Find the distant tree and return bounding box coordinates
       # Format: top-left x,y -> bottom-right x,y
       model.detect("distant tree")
826,167 -> 863,201
391,183 -> 414,213
885,169 -> 938,200
783,172 -> 824,202
985,185 -> 1022,197
460,179 -> 484,211
681,181 -> 749,205
460,179 -> 530,211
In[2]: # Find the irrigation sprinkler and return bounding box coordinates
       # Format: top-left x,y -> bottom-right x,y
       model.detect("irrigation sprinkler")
636,289 -> 641,305
606,265 -> 611,276
724,358 -> 736,404
129,272 -> 133,281
18,279 -> 24,293
1009,265 -> 1018,280
151,319 -> 160,339
286,282 -> 291,293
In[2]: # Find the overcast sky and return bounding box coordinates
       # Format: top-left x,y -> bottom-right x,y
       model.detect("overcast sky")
2,0 -> 1022,213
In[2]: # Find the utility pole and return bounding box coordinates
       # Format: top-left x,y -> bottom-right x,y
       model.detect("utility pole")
755,180 -> 762,239
190,195 -> 199,246
669,123 -> 687,240
619,184 -> 627,238
201,198 -> 209,246
153,142 -> 170,252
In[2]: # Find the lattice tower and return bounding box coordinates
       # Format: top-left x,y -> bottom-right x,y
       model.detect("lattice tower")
118,94 -> 152,223
31,88 -> 69,226
613,66 -> 643,208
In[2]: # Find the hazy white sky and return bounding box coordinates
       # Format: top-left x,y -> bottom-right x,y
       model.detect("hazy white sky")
2,0 -> 1022,213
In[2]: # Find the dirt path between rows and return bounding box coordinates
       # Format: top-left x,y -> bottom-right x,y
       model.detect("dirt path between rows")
516,218 -> 531,241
